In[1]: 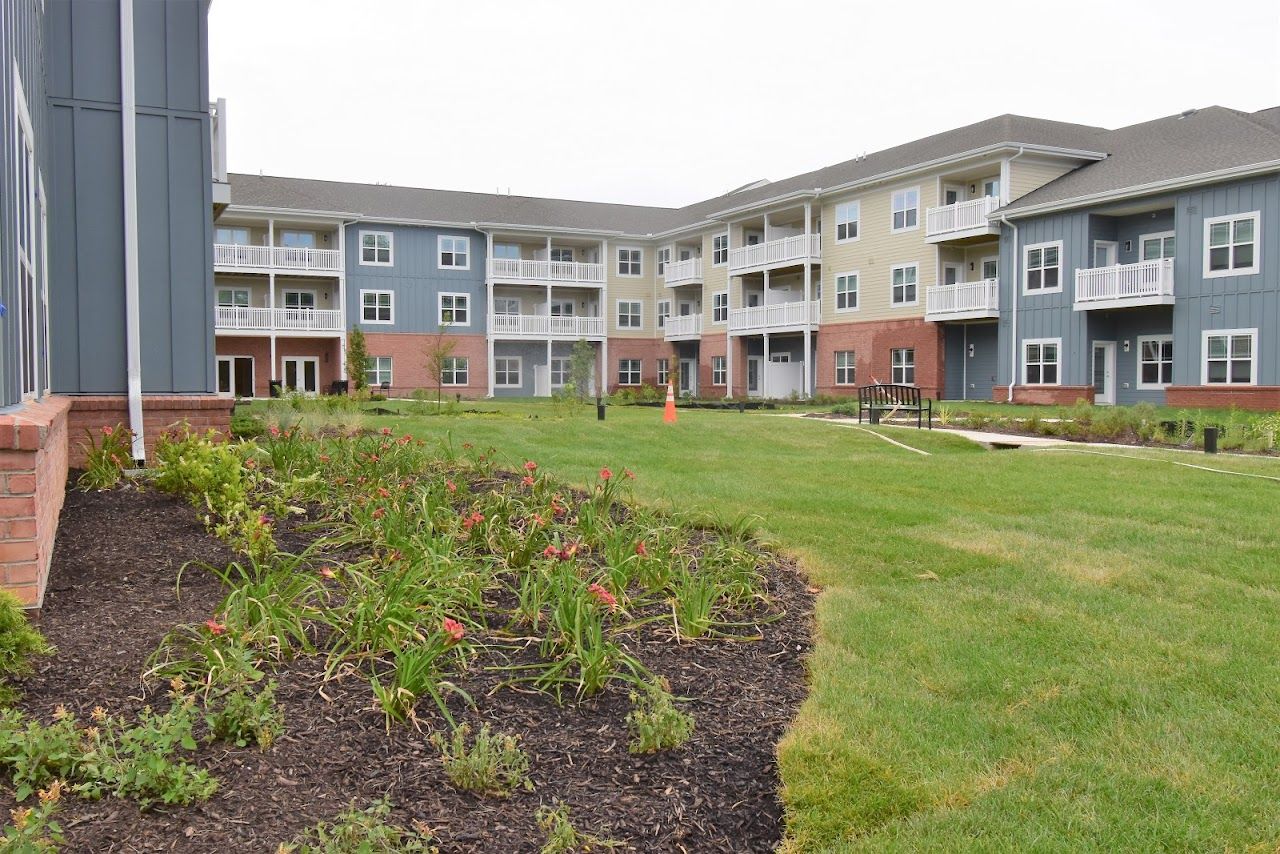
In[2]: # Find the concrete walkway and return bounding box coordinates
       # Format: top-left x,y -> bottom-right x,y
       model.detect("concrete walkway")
773,413 -> 1067,448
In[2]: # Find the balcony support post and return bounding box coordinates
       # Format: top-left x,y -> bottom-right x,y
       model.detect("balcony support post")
802,201 -> 812,399
486,231 -> 495,398
601,238 -> 609,396
545,281 -> 552,398
268,218 -> 277,391
763,332 -> 770,400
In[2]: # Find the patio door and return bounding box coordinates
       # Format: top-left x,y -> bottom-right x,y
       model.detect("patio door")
943,263 -> 963,286
943,184 -> 965,206
747,356 -> 762,397
1092,341 -> 1116,405
216,356 -> 255,398
1093,240 -> 1118,268
679,358 -> 696,396
281,356 -> 319,395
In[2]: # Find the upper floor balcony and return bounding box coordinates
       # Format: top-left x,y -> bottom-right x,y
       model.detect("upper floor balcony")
925,279 -> 1000,321
1074,258 -> 1174,311
214,243 -> 343,275
925,196 -> 1001,243
663,257 -> 703,287
488,258 -> 605,287
210,98 -> 229,211
728,234 -> 821,275
488,313 -> 606,340
663,314 -> 702,341
214,306 -> 344,335
728,300 -> 820,334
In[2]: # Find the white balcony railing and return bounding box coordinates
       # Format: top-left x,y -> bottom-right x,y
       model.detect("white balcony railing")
1074,258 -> 1175,308
215,306 -> 343,332
728,234 -> 821,273
214,244 -> 343,273
728,300 -> 820,333
925,196 -> 1001,238
663,257 -> 703,286
487,258 -> 605,285
209,98 -> 228,185
663,315 -> 702,339
488,314 -> 606,338
925,279 -> 1000,320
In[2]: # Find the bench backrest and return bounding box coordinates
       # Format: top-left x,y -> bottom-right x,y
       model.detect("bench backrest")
858,384 -> 921,406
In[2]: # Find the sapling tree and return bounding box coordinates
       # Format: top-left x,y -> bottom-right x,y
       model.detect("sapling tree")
568,339 -> 595,403
346,327 -> 369,394
424,322 -> 457,412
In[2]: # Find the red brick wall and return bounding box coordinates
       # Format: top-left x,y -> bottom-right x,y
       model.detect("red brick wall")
607,338 -> 668,393
992,385 -> 1094,405
363,332 -> 488,398
1165,386 -> 1280,411
815,319 -> 944,399
67,395 -> 234,467
0,396 -> 72,608
216,336 -> 344,398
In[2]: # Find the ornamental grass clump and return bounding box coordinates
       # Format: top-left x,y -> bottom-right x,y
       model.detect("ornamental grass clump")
0,591 -> 53,707
369,619 -> 472,728
626,676 -> 694,754
429,723 -> 533,797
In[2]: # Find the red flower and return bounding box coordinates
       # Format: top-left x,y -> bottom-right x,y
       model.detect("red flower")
461,511 -> 484,531
381,427 -> 393,436
543,544 -> 560,559
599,467 -> 613,481
587,583 -> 617,610
377,487 -> 390,498
399,435 -> 412,445
524,460 -> 538,472
446,480 -> 457,493
561,542 -> 579,559
442,618 -> 465,644
531,513 -> 545,526
521,476 -> 535,487
319,454 -> 330,463
462,442 -> 473,450
372,507 -> 385,519
205,619 -> 226,636
258,514 -> 272,526
368,454 -> 380,462
101,425 -> 113,436
623,469 -> 636,480
319,567 -> 336,579
269,425 -> 280,437
244,458 -> 257,469
635,541 -> 647,557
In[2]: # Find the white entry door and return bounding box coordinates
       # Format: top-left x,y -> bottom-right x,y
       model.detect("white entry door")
281,357 -> 319,395
747,356 -> 763,397
216,356 -> 255,398
1092,341 -> 1116,405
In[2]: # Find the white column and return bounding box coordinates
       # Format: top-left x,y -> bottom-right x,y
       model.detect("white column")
119,0 -> 146,460
724,225 -> 733,398
545,279 -> 552,398
802,200 -> 812,398
763,332 -> 770,399
486,231 -> 495,397
268,218 -> 277,390
337,223 -> 348,382
600,238 -> 609,396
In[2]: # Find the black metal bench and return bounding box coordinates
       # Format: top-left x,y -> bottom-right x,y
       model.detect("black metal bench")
857,384 -> 932,429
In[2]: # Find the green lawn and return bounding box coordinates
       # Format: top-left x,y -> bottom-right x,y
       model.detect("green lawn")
304,403 -> 1280,850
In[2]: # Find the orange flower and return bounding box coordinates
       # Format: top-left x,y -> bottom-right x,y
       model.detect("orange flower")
442,618 -> 465,644
599,467 -> 613,481
635,541 -> 647,557
587,583 -> 617,610
205,619 -> 226,636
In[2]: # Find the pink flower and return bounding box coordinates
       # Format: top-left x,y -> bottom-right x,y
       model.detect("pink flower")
521,476 -> 535,487
399,435 -> 412,445
462,442 -> 473,450
446,480 -> 457,493
269,425 -> 280,437
372,507 -> 385,519
377,487 -> 390,498
319,454 -> 330,463
381,427 -> 393,436
461,511 -> 484,531
258,514 -> 272,526
587,583 -> 617,610
623,469 -> 636,480
442,618 -> 465,645
524,460 -> 538,472
635,541 -> 647,557
101,425 -> 113,436
319,567 -> 336,579
543,545 -> 560,559
599,467 -> 613,481
205,619 -> 226,636
531,513 -> 545,526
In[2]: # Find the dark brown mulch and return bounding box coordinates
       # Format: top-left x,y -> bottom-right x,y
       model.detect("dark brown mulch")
8,484 -> 814,853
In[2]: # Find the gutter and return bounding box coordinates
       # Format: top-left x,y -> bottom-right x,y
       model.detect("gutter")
1001,145 -> 1026,404
120,0 -> 145,461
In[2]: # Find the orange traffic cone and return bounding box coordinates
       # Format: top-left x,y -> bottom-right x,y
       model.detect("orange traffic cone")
663,383 -> 677,423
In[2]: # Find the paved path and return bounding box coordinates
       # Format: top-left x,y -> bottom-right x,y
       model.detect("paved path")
772,414 -> 1067,448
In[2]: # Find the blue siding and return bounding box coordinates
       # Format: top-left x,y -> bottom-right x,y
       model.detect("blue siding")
345,223 -> 487,335
944,322 -> 997,400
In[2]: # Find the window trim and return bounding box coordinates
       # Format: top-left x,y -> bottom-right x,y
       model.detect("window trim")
834,199 -> 861,243
1136,334 -> 1174,390
616,299 -> 643,330
437,292 -> 471,327
656,358 -> 670,386
493,295 -> 521,315
712,233 -> 729,266
711,355 -> 726,386
217,287 -> 251,307
549,357 -> 570,388
834,270 -> 860,313
617,358 -> 642,386
359,230 -> 394,266
711,291 -> 729,324
282,288 -> 318,310
834,350 -> 856,386
657,299 -> 671,329
890,262 -> 920,307
1138,230 -> 1176,262
441,356 -> 470,387
1201,328 -> 1257,386
616,246 -> 643,277
365,356 -> 393,388
890,186 -> 921,234
360,289 -> 394,324
437,234 -> 471,271
1022,337 -> 1062,386
1203,212 -> 1260,278
215,226 -> 251,245
494,356 -> 523,389
890,347 -> 916,386
1023,240 -> 1064,295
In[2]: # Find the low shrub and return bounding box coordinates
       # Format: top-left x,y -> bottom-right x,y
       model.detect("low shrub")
2,778 -> 65,852
626,676 -> 694,754
535,802 -> 620,854
277,799 -> 435,853
429,723 -> 532,797
0,592 -> 53,707
205,680 -> 284,751
77,424 -> 134,491
229,412 -> 265,440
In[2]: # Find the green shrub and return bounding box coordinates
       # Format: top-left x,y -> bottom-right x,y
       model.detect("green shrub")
229,412 -> 265,439
278,799 -> 435,854
535,802 -> 619,854
206,680 -> 284,751
2,778 -> 65,852
77,424 -> 134,491
0,592 -> 52,707
626,676 -> 694,754
429,723 -> 532,797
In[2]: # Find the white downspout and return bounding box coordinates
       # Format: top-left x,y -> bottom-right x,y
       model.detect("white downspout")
1001,146 -> 1026,403
120,0 -> 145,461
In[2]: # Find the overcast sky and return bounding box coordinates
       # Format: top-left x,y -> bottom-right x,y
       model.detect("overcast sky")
209,0 -> 1280,209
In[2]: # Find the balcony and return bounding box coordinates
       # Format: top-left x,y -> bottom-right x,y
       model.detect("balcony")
214,244 -> 343,275
664,315 -> 702,341
728,234 -> 821,274
925,196 -> 1001,242
1074,259 -> 1175,311
728,300 -> 820,334
214,306 -> 343,335
663,257 -> 703,287
488,313 -> 606,340
925,279 -> 1000,321
210,98 -> 229,210
488,258 -> 605,286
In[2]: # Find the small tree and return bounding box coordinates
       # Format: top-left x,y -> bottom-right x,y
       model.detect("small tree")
424,323 -> 457,412
346,327 -> 369,394
568,339 -> 596,402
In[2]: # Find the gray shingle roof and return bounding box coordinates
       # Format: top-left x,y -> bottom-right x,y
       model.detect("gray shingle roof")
998,106 -> 1280,216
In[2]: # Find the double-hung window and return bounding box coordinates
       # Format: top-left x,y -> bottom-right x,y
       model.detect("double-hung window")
656,358 -> 670,386
1023,339 -> 1060,385
617,248 -> 642,276
1204,213 -> 1259,276
439,293 -> 470,326
442,357 -> 469,386
712,356 -> 726,385
361,290 -> 393,323
550,358 -> 570,387
656,247 -> 670,275
1137,336 -> 1173,388
494,357 -> 522,387
360,231 -> 393,265
493,296 -> 521,315
617,300 -> 642,329
890,264 -> 918,305
1203,329 -> 1256,385
1140,231 -> 1176,261
618,359 -> 641,385
712,292 -> 728,324
835,272 -> 859,311
438,235 -> 470,270
1024,242 -> 1062,293
364,356 -> 392,387
835,201 -> 860,241
891,188 -> 919,232
712,234 -> 729,265
657,300 -> 671,329
891,348 -> 915,384
835,351 -> 856,385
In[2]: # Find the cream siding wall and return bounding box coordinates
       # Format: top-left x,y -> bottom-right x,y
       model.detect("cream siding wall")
214,275 -> 340,311
700,229 -> 730,333
607,244 -> 656,337
1009,158 -> 1078,202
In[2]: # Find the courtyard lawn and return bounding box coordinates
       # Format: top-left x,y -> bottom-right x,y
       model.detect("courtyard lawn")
329,402 -> 1279,850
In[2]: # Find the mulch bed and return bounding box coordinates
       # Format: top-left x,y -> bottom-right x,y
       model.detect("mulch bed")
8,482 -> 814,852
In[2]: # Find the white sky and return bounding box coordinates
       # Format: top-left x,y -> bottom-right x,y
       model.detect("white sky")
209,0 -> 1280,209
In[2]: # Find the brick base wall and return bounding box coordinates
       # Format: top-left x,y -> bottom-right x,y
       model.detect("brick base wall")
1165,385 -> 1280,411
0,396 -> 72,608
362,332 -> 488,399
992,385 -> 1094,405
608,338 -> 669,393
815,319 -> 944,399
67,395 -> 234,467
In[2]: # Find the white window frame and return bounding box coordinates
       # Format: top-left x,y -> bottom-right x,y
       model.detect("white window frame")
656,358 -> 670,386
711,356 -> 726,386
1201,328 -> 1257,386
492,243 -> 521,260
216,226 -> 250,245
1022,337 -> 1062,386
657,299 -> 671,329
618,358 -> 642,386
282,288 -> 317,310
438,292 -> 471,326
442,356 -> 469,386
1023,240 -> 1064,295
360,289 -> 394,324
656,246 -> 671,276
493,296 -> 521,315
365,356 -> 393,388
549,357 -> 570,388
890,187 -> 920,233
1138,230 -> 1176,262
890,348 -> 915,385
1136,335 -> 1174,390
359,230 -> 394,266
549,299 -> 576,317
890,263 -> 919,307
835,200 -> 860,242
712,291 -> 728,324
712,233 -> 729,266
14,72 -> 40,399
494,356 -> 523,388
616,247 -> 642,277
549,247 -> 574,263
280,229 -> 316,249
437,234 -> 471,270
217,287 -> 250,307
835,350 -> 856,386
616,299 -> 642,330
835,271 -> 859,312
1203,212 -> 1260,278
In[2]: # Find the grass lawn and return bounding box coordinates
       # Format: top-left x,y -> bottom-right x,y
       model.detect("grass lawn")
277,401 -> 1280,850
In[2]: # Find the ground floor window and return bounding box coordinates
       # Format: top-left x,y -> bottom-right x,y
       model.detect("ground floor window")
494,357 -> 521,387
550,357 -> 570,387
835,350 -> 855,385
1203,329 -> 1255,385
656,358 -> 669,386
712,356 -> 726,385
442,356 -> 469,386
365,356 -> 392,387
1137,336 -> 1173,388
891,348 -> 915,385
1023,339 -> 1060,385
618,359 -> 641,385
